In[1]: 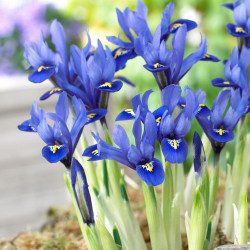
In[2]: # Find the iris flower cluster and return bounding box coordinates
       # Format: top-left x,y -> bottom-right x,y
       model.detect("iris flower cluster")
23,19 -> 133,126
108,0 -> 217,90
84,84 -> 205,182
18,1 -> 250,237
18,92 -> 96,168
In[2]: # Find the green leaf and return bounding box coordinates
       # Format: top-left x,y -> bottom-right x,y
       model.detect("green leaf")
189,187 -> 207,250
96,220 -> 118,250
113,226 -> 122,248
239,189 -> 248,244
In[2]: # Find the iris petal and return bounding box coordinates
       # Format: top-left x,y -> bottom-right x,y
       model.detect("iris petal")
227,23 -> 249,37
116,109 -> 136,121
169,19 -> 197,34
112,48 -> 136,71
40,87 -> 63,101
136,159 -> 165,186
143,63 -> 170,72
28,67 -> 56,83
86,109 -> 107,125
82,144 -> 102,161
153,106 -> 168,126
208,128 -> 234,143
18,120 -> 37,132
211,78 -> 239,88
42,144 -> 69,163
97,80 -> 123,92
161,138 -> 188,164
201,54 -> 220,62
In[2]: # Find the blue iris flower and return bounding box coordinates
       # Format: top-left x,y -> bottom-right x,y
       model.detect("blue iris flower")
178,87 -> 210,119
18,92 -> 97,168
197,88 -> 248,153
71,158 -> 94,225
116,89 -> 168,130
160,2 -> 197,41
36,20 -> 132,124
135,25 -> 207,88
107,0 -> 198,72
24,31 -> 59,83
83,111 -> 165,186
159,85 -> 195,164
107,0 -> 151,71
226,1 -> 250,38
212,46 -> 250,89
116,89 -> 153,121
18,101 -> 45,132
70,40 -> 125,119
135,25 -> 173,74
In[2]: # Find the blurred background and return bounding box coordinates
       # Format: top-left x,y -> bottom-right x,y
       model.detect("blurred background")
0,0 -> 236,239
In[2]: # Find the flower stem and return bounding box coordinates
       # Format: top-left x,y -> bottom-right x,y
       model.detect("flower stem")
208,152 -> 220,217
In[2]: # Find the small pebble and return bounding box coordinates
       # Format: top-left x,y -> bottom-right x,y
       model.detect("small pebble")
215,244 -> 250,250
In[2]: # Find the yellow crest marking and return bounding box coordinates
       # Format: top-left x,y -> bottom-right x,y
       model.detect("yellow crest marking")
38,66 -> 45,72
236,27 -> 243,33
87,113 -> 96,117
219,129 -> 223,136
125,109 -> 133,112
219,126 -> 224,136
204,54 -> 210,58
199,104 -> 205,107
173,139 -> 178,150
49,87 -> 62,95
224,81 -> 230,84
156,117 -> 161,123
146,163 -> 153,173
92,149 -> 98,154
52,145 -> 57,154
172,23 -> 182,28
154,63 -> 160,68
105,82 -> 112,88
114,49 -> 126,59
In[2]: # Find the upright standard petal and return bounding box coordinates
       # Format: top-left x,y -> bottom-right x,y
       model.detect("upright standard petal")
50,19 -> 69,79
162,85 -> 182,114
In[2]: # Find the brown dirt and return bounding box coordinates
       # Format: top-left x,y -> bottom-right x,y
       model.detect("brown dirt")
0,185 -> 241,250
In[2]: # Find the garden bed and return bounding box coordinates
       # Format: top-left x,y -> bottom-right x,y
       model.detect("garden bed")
1,184 -> 238,250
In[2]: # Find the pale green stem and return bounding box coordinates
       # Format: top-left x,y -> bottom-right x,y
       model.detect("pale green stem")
162,163 -> 182,250
142,181 -> 167,250
239,189 -> 248,244
163,162 -> 173,248
157,71 -> 168,89
208,152 -> 220,217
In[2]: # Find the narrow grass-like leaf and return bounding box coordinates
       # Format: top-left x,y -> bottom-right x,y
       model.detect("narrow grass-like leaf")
113,226 -> 122,248
208,202 -> 221,250
239,189 -> 248,244
97,220 -> 118,250
189,187 -> 207,250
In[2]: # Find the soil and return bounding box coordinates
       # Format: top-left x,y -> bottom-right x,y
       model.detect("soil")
0,185 -> 240,250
